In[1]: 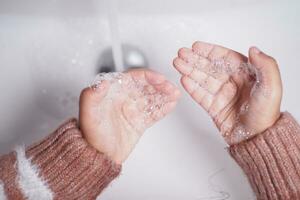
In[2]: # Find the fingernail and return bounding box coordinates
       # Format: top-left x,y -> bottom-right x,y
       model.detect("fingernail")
252,46 -> 261,54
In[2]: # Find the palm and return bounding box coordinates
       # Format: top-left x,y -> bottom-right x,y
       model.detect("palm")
174,41 -> 280,145
80,69 -> 180,163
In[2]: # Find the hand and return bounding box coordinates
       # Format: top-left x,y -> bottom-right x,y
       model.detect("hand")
173,41 -> 282,145
79,69 -> 180,164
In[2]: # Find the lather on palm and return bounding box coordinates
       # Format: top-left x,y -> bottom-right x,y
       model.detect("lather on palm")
79,69 -> 180,164
173,41 -> 282,145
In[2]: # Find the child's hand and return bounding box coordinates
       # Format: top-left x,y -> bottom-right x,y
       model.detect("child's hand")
79,69 -> 180,164
173,41 -> 282,145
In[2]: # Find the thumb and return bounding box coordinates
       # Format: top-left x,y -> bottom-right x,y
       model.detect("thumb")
248,46 -> 282,99
80,81 -> 110,109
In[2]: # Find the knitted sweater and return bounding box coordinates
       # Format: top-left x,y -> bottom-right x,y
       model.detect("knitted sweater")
0,119 -> 121,200
0,112 -> 299,200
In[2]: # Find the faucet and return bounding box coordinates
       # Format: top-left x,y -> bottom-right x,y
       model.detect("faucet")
97,44 -> 148,73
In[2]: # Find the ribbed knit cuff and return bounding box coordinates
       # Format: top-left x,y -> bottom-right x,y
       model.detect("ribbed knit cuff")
26,118 -> 121,200
229,112 -> 300,200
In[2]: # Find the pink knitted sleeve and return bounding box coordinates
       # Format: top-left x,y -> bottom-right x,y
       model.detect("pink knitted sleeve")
0,119 -> 121,200
229,112 -> 300,200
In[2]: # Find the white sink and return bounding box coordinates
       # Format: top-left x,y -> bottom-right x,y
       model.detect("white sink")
1,0 -> 300,199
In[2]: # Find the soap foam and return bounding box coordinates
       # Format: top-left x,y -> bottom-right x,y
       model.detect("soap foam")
202,59 -> 266,144
228,123 -> 252,144
210,59 -> 235,74
90,72 -> 168,133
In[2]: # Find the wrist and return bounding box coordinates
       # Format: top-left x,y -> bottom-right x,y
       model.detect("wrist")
225,111 -> 282,145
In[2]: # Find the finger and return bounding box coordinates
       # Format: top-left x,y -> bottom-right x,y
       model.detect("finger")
181,76 -> 213,111
192,41 -> 214,57
153,81 -> 181,101
127,68 -> 166,85
173,55 -> 213,76
190,71 -> 229,95
248,47 -> 282,99
192,41 -> 228,60
148,101 -> 178,123
173,57 -> 194,75
192,41 -> 248,70
80,81 -> 110,107
174,57 -> 228,94
178,47 -> 199,63
208,80 -> 238,117
144,69 -> 166,85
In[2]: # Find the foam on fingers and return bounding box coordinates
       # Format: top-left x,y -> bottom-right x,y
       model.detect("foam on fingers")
192,41 -> 214,57
208,81 -> 237,117
248,47 -> 282,98
90,71 -> 179,132
181,76 -> 209,105
80,80 -> 111,109
154,81 -> 176,95
181,75 -> 198,94
160,101 -> 178,119
173,57 -> 194,75
178,47 -> 199,63
145,70 -> 166,85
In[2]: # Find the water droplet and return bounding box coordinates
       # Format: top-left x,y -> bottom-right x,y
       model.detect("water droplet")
240,101 -> 249,115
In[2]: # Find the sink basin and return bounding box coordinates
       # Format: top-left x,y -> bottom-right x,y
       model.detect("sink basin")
0,0 -> 300,199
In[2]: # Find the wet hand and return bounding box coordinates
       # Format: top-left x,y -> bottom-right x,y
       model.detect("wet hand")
79,69 -> 180,164
173,41 -> 282,145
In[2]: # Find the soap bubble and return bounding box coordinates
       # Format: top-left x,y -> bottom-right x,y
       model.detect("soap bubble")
90,72 -> 168,132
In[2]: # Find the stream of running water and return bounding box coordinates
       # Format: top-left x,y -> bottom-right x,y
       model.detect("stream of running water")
107,0 -> 124,72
